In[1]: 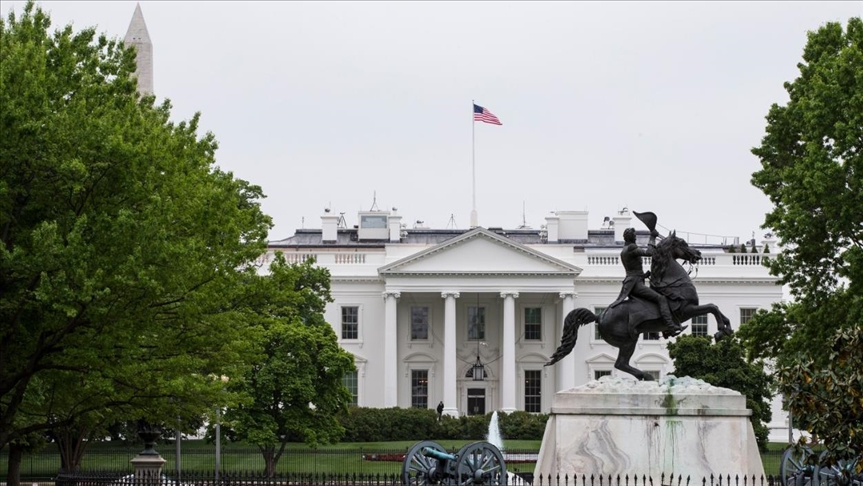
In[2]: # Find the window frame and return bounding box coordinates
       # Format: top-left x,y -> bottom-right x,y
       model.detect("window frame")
523,369 -> 542,413
691,314 -> 708,337
340,305 -> 361,342
409,305 -> 432,342
467,305 -> 486,341
342,370 -> 358,406
523,306 -> 542,341
411,369 -> 429,409
740,307 -> 758,326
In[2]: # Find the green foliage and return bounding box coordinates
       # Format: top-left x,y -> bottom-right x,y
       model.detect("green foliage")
220,256 -> 356,476
740,244 -> 748,253
777,326 -> 863,466
0,0 -> 271,455
728,245 -> 737,253
746,17 -> 863,461
667,335 -> 774,451
336,408 -> 548,442
763,243 -> 770,254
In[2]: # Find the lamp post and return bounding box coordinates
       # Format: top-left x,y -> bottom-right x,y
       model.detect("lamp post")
214,375 -> 230,486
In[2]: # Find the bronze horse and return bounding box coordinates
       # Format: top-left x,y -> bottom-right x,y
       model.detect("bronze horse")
545,231 -> 734,381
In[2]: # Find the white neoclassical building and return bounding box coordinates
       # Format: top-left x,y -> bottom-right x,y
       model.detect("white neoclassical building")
264,207 -> 786,427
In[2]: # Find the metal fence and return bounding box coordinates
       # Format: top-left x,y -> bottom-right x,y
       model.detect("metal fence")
1,448 -> 786,482
53,471 -> 785,486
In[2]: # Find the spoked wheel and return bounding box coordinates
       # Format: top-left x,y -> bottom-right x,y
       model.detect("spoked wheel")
455,441 -> 507,486
780,447 -> 818,486
402,441 -> 447,486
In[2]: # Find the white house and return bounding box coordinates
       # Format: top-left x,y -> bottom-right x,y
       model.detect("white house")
264,207 -> 789,436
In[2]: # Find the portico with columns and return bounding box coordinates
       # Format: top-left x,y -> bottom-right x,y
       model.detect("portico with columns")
376,228 -> 581,416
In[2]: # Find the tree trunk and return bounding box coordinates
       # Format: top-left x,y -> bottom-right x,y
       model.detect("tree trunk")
56,424 -> 93,472
260,447 -> 275,477
6,443 -> 23,486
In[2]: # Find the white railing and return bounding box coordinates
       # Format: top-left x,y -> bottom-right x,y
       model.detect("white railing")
334,253 -> 366,264
283,253 -> 317,264
581,253 -> 762,267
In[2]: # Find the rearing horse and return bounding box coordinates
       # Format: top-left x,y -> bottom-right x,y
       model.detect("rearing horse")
545,231 -> 734,381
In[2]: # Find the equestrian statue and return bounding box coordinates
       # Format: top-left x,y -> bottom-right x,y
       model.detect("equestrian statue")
545,211 -> 734,381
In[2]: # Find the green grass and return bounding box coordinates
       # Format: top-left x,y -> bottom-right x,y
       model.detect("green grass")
2,440 -> 788,479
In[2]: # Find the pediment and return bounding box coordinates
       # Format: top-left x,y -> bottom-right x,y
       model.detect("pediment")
379,228 -> 581,276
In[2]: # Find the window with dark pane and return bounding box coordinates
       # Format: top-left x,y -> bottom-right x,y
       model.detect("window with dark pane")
691,315 -> 708,337
411,369 -> 428,409
594,370 -> 612,380
468,306 -> 485,340
740,308 -> 757,325
524,307 -> 542,340
342,371 -> 358,406
524,370 -> 542,413
411,306 -> 429,340
341,306 -> 358,340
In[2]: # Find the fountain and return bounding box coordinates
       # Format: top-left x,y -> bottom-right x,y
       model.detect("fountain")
487,411 -> 504,452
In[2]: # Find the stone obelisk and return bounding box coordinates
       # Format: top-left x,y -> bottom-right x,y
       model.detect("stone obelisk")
124,3 -> 153,96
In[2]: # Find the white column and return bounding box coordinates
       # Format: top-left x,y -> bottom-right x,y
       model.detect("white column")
557,292 -> 577,392
441,292 -> 460,417
383,291 -> 400,407
500,292 -> 519,413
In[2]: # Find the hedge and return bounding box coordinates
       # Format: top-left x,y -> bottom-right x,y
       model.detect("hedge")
337,407 -> 548,442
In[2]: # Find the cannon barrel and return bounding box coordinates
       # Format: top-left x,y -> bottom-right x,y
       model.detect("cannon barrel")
422,446 -> 457,462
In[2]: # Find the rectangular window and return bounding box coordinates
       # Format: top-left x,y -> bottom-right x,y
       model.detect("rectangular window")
691,315 -> 708,337
594,370 -> 612,380
468,306 -> 486,340
740,308 -> 757,325
411,370 -> 428,409
643,332 -> 661,340
524,307 -> 542,340
644,370 -> 660,380
524,370 -> 542,413
594,307 -> 606,340
411,307 -> 429,340
341,306 -> 358,340
342,371 -> 358,406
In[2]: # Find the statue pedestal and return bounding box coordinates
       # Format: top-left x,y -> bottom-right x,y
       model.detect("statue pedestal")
534,376 -> 764,479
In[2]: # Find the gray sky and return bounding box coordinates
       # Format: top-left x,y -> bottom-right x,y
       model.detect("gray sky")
4,1 -> 862,242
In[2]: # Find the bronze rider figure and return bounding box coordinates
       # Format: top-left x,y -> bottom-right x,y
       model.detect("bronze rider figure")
609,227 -> 686,338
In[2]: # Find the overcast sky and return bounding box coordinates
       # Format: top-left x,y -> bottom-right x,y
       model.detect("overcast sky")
4,1 -> 861,242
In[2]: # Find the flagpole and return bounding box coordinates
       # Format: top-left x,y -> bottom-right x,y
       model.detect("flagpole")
471,99 -> 477,228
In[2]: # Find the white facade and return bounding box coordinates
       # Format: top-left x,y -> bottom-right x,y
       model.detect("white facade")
266,207 -> 790,438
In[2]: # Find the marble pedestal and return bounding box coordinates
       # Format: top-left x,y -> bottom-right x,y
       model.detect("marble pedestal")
534,376 -> 764,479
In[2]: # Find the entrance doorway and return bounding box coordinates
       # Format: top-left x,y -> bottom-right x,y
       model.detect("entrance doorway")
467,388 -> 486,416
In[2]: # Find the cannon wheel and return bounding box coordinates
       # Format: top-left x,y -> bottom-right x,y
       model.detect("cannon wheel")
780,447 -> 819,486
402,440 -> 447,486
455,441 -> 507,486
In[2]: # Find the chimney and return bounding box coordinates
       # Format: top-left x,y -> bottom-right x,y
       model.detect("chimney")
389,213 -> 402,242
545,213 -> 560,243
557,211 -> 588,241
321,210 -> 339,243
613,208 -> 632,242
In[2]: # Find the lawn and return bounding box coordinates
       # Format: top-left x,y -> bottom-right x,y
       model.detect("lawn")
2,440 -> 788,479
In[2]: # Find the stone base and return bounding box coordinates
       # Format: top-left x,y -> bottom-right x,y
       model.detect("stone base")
534,376 -> 764,479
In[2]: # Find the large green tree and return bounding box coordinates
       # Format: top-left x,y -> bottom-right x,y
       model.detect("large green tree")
741,16 -> 862,464
666,335 -> 774,452
0,2 -> 271,479
221,256 -> 356,477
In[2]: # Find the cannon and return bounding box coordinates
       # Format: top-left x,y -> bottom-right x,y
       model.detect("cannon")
780,447 -> 863,486
401,440 -> 507,486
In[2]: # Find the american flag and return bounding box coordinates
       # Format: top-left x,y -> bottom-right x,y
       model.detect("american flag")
473,104 -> 502,125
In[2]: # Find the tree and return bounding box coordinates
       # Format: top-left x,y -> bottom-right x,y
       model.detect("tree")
0,3 -> 272,482
743,16 -> 863,465
221,255 -> 356,476
666,335 -> 774,452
